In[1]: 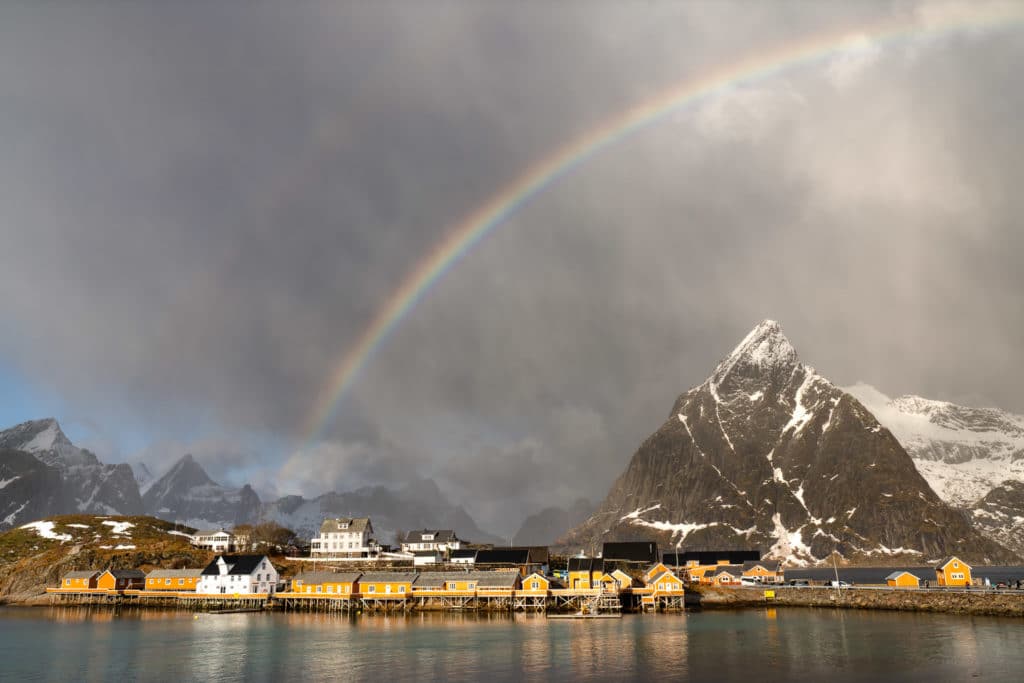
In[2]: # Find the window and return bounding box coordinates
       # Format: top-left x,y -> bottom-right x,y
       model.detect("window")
166,578 -> 171,586
385,585 -> 392,594
327,585 -> 334,593
367,585 -> 376,593
317,586 -> 322,593
179,579 -> 184,586
953,562 -> 959,568
531,581 -> 539,590
468,583 -> 475,590
448,582 -> 457,590
659,583 -> 665,591
399,586 -> 406,594
65,579 -> 70,586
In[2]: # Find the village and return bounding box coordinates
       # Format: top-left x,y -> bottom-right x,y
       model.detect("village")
44,516 -> 997,616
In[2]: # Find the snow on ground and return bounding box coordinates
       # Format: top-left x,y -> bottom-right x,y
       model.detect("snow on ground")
782,372 -> 817,434
766,513 -> 814,566
0,476 -> 21,489
65,524 -> 90,529
20,521 -> 73,542
166,530 -> 192,538
21,422 -> 58,452
113,545 -> 136,550
2,503 -> 27,526
101,520 -> 134,535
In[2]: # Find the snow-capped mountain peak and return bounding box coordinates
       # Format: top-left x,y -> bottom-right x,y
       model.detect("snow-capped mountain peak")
708,320 -> 800,394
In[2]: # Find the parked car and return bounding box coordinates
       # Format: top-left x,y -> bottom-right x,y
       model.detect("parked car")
789,579 -> 811,587
739,577 -> 760,586
829,580 -> 851,588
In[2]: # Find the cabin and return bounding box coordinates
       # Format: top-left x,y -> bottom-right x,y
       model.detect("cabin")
600,569 -> 634,591
413,572 -> 483,595
145,568 -> 203,591
567,557 -> 603,590
400,529 -> 463,554
602,542 -> 659,567
741,560 -> 783,584
935,557 -> 972,587
450,548 -> 477,565
60,570 -> 99,591
197,555 -> 279,595
520,572 -> 550,595
710,565 -> 742,586
291,571 -> 361,595
311,517 -> 378,558
886,571 -> 921,589
356,572 -> 417,598
96,569 -> 146,591
647,569 -> 685,594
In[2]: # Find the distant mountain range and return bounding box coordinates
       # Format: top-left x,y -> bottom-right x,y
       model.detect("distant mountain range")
560,321 -> 1019,565
0,419 -> 502,545
512,498 -> 594,547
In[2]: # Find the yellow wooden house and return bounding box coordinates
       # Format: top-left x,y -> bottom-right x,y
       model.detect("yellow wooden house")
291,571 -> 361,595
520,572 -> 550,595
567,557 -> 603,590
356,572 -> 417,598
60,570 -> 99,591
935,557 -> 972,587
96,569 -> 146,591
710,566 -> 742,586
886,571 -> 920,588
600,569 -> 633,591
646,569 -> 685,594
642,563 -> 670,585
741,560 -> 783,584
145,569 -> 203,591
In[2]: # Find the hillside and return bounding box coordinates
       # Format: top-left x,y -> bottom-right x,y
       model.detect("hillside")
0,515 -> 207,604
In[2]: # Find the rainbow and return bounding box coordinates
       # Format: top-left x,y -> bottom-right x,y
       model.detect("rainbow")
299,4 -> 1023,445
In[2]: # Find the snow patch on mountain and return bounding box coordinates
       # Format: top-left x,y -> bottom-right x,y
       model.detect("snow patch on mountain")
20,520 -> 73,542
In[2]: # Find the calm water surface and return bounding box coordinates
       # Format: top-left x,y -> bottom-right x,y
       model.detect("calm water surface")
2,606 -> 1023,682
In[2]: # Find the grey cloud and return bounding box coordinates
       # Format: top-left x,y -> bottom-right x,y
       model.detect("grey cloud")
1,2 -> 1022,535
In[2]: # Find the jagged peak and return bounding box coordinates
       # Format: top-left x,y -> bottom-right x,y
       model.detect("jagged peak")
709,319 -> 799,386
0,417 -> 73,453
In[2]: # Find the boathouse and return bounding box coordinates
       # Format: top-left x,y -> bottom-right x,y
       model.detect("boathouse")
97,569 -> 145,591
145,568 -> 203,591
567,557 -> 603,589
291,571 -> 361,595
61,570 -> 99,590
886,571 -> 921,588
197,555 -> 279,595
935,557 -> 972,587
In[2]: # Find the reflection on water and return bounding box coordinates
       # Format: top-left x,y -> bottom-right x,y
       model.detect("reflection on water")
2,607 -> 1024,682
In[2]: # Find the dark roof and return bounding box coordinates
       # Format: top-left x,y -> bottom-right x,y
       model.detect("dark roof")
741,560 -> 781,572
293,571 -> 361,584
412,550 -> 441,557
319,518 -> 372,535
450,548 -> 477,559
63,570 -> 100,579
711,564 -> 743,577
147,569 -> 204,579
664,550 -> 761,565
107,569 -> 146,579
201,555 -> 270,576
567,557 -> 602,573
404,529 -> 459,543
602,541 -> 658,564
475,548 -> 533,565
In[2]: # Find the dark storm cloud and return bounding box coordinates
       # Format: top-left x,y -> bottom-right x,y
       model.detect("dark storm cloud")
1,2 -> 1022,533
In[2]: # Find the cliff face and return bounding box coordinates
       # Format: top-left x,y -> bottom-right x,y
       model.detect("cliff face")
561,321 -> 1017,565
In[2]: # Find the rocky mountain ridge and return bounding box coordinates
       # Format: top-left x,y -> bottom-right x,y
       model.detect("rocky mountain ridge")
560,321 -> 1017,565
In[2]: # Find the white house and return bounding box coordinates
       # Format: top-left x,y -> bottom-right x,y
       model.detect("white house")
191,529 -> 249,553
450,548 -> 477,565
400,529 -> 463,555
197,555 -> 278,595
310,517 -> 378,558
412,550 -> 443,566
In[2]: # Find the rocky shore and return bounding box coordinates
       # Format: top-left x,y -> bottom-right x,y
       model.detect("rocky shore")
689,586 -> 1024,617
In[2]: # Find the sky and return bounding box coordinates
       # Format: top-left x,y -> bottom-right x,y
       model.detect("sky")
1,1 -> 1023,535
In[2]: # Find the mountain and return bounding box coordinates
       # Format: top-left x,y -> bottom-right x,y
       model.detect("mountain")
560,320 -> 1016,565
131,462 -> 156,495
512,498 -> 595,546
0,449 -> 64,528
845,384 -> 1024,508
141,454 -> 262,530
0,419 -> 143,524
261,477 -> 505,546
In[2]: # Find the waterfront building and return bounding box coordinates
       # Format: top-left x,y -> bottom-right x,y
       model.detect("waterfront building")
310,518 -> 377,558
291,571 -> 361,595
520,572 -> 550,595
642,562 -> 671,584
599,569 -> 634,590
60,570 -> 99,590
567,557 -> 603,589
935,557 -> 973,587
474,548 -> 543,576
96,569 -> 145,591
145,569 -> 203,591
710,565 -> 742,586
197,555 -> 278,595
356,572 -> 417,597
646,569 -> 686,593
400,530 -> 463,554
886,571 -> 921,588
